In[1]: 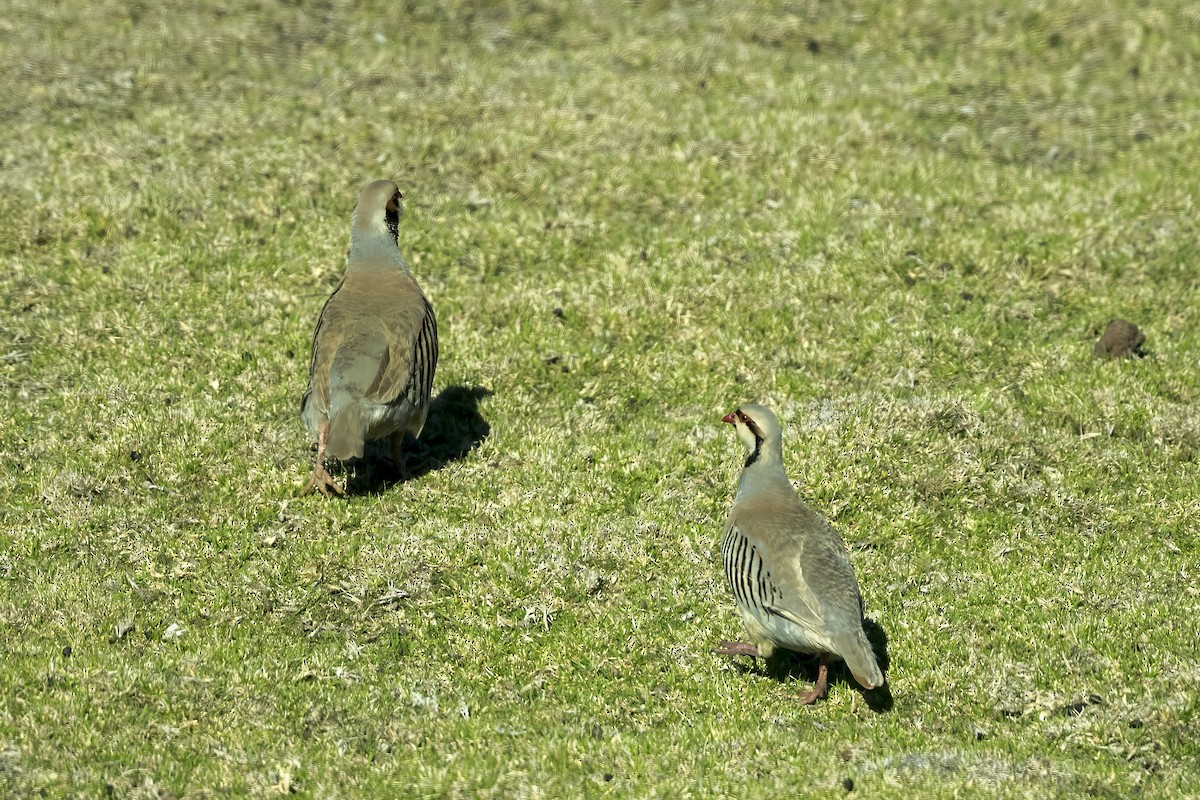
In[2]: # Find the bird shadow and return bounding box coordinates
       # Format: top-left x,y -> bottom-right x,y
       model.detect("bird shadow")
721,618 -> 894,713
345,385 -> 493,495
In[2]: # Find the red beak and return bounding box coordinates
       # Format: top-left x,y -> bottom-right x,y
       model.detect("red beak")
721,412 -> 736,424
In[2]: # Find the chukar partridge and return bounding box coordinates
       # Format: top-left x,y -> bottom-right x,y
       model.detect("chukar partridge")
300,179 -> 438,496
716,403 -> 884,703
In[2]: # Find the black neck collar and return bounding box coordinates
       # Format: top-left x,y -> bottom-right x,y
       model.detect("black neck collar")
744,435 -> 763,468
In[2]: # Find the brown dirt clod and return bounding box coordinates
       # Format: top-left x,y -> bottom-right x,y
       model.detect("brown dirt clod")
1094,319 -> 1146,359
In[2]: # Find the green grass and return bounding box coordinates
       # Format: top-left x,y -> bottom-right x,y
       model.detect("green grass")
3,0 -> 1200,796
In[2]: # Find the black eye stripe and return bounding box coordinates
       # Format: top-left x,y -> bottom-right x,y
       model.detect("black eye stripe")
737,411 -> 763,440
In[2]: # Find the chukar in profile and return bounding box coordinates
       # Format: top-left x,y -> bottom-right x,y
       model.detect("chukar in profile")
300,179 -> 438,496
716,403 -> 884,703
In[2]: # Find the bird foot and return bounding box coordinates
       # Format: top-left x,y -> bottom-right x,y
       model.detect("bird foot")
301,466 -> 346,498
797,685 -> 827,705
714,641 -> 761,657
797,659 -> 830,705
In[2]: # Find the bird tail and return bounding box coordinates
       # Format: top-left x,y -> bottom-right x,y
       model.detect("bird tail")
325,393 -> 366,460
834,629 -> 885,690
324,346 -> 376,460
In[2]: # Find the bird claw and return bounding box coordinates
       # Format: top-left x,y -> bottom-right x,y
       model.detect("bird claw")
301,467 -> 346,498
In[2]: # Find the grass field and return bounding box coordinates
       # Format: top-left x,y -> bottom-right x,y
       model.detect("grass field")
3,0 -> 1200,796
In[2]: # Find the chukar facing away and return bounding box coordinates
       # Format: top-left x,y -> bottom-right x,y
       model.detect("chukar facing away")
300,180 -> 438,496
717,403 -> 884,703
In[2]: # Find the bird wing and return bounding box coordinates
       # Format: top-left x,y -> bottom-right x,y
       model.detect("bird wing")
772,502 -> 867,633
759,500 -> 885,688
729,495 -> 867,644
310,268 -> 436,408
359,278 -> 437,411
724,510 -> 825,639
301,274 -> 349,417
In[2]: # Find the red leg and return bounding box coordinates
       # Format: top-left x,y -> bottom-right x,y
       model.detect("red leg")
798,656 -> 829,705
714,641 -> 761,657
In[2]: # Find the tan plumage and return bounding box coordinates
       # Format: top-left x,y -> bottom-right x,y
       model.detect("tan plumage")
716,403 -> 884,703
300,179 -> 438,496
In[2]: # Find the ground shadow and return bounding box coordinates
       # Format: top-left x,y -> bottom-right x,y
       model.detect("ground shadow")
718,617 -> 894,712
342,385 -> 493,495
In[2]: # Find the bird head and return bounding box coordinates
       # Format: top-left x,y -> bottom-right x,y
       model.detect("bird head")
722,403 -> 782,466
352,179 -> 404,242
